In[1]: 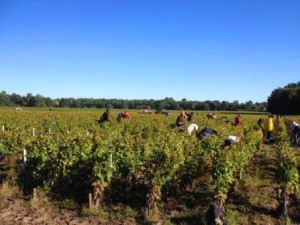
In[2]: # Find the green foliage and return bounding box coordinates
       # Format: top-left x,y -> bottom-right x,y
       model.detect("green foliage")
1,90 -> 266,110
0,108 -> 284,211
275,148 -> 299,194
267,81 -> 300,114
274,118 -> 299,196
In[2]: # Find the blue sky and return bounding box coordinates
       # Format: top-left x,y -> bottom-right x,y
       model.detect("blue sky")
1,0 -> 299,103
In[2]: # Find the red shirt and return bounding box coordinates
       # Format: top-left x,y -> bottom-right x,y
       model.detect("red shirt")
234,116 -> 242,125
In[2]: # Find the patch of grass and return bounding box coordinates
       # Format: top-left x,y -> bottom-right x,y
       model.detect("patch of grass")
145,207 -> 164,224
226,208 -> 249,225
279,215 -> 293,225
236,164 -> 279,211
82,206 -> 110,220
30,187 -> 57,214
168,206 -> 205,225
0,181 -> 21,199
58,198 -> 80,211
244,174 -> 264,186
176,205 -> 199,216
249,214 -> 278,225
244,178 -> 277,210
124,206 -> 137,218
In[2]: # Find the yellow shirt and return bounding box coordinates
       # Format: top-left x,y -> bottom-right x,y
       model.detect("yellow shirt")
263,117 -> 274,132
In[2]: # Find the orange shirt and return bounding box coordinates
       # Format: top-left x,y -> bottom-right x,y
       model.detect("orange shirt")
123,112 -> 131,119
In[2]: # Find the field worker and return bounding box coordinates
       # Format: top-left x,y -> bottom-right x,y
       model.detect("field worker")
98,109 -> 110,124
122,110 -> 131,119
176,112 -> 186,127
233,114 -> 242,126
224,135 -> 240,147
185,123 -> 199,135
221,116 -> 230,123
207,113 -> 217,119
205,203 -> 226,225
257,118 -> 264,129
290,121 -> 300,146
197,126 -> 218,139
263,114 -> 274,143
186,112 -> 194,122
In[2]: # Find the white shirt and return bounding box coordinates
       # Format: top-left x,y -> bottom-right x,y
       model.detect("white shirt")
226,135 -> 240,142
186,123 -> 199,135
291,121 -> 299,129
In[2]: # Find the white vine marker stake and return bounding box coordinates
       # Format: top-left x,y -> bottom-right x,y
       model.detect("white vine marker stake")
88,193 -> 92,208
23,148 -> 27,163
33,188 -> 37,199
110,153 -> 113,168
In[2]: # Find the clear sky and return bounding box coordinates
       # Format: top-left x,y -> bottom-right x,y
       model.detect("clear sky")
1,0 -> 299,103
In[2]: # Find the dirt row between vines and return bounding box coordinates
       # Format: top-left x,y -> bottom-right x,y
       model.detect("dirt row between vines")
0,194 -> 138,225
226,143 -> 300,225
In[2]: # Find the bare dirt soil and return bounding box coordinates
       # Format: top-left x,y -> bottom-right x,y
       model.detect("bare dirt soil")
0,197 -> 128,225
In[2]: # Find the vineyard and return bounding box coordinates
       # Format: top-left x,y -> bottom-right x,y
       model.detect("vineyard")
0,108 -> 300,225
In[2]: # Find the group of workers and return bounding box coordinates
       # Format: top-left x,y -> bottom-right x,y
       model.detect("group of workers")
97,109 -> 299,147
176,111 -> 241,147
179,111 -> 299,147
258,114 -> 300,146
98,109 -> 131,124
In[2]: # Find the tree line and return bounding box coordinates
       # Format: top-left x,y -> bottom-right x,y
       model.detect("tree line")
267,82 -> 300,115
0,91 -> 267,111
2,81 -> 300,113
0,90 -> 267,111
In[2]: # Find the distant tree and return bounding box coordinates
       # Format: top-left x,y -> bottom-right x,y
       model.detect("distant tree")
10,93 -> 23,106
70,98 -> 80,108
167,99 -> 180,110
267,82 -> 300,114
0,91 -> 11,106
59,98 -> 72,107
195,102 -> 209,110
45,97 -> 55,107
27,94 -> 46,107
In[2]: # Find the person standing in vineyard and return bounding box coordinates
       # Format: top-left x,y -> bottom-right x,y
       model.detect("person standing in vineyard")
205,203 -> 227,225
176,111 -> 187,127
233,114 -> 242,126
117,110 -> 131,122
122,110 -> 131,119
290,121 -> 300,146
186,112 -> 194,122
117,112 -> 123,122
257,117 -> 264,129
263,114 -> 274,143
98,109 -> 110,124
